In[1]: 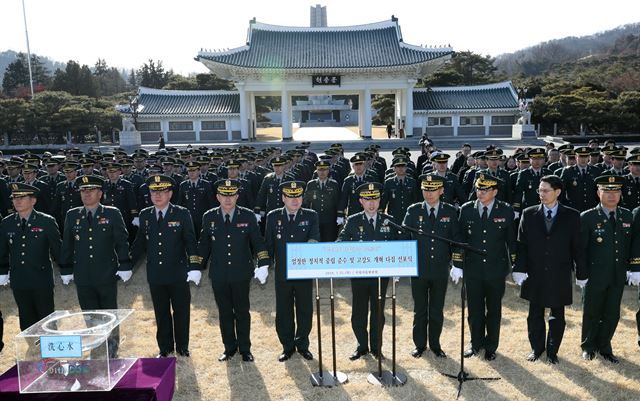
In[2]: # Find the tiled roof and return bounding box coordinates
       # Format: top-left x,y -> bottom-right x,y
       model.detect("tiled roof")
197,20 -> 451,70
127,87 -> 239,115
414,82 -> 519,111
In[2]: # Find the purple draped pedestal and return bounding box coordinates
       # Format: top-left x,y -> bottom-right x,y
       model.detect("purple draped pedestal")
0,357 -> 176,401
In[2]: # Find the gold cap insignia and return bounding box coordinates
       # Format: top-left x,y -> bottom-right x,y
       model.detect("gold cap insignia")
291,182 -> 297,188
225,180 -> 231,186
609,176 -> 615,183
82,176 -> 88,183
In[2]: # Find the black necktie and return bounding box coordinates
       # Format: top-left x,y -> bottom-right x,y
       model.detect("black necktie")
21,218 -> 27,231
547,210 -> 552,220
429,207 -> 436,224
369,217 -> 374,228
319,182 -> 324,191
609,211 -> 616,228
482,206 -> 488,221
289,214 -> 295,224
636,177 -> 639,185
87,211 -> 93,225
225,214 -> 230,225
158,211 -> 164,225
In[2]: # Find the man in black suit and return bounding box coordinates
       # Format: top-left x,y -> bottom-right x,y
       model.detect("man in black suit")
512,175 -> 586,364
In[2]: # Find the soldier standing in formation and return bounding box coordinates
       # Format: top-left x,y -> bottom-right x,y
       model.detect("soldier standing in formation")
303,160 -> 341,242
403,175 -> 461,359
0,183 -> 62,330
338,182 -> 404,360
456,174 -> 516,360
178,161 -> 215,239
198,179 -> 270,362
131,174 -> 202,357
580,175 -> 633,363
513,148 -> 552,218
265,181 -> 320,362
380,157 -> 419,222
559,147 -> 599,212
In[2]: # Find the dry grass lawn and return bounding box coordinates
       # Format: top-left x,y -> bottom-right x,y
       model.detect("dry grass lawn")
1,260 -> 639,400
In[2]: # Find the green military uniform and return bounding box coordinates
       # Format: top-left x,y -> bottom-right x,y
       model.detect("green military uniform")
303,162 -> 341,241
455,175 -> 516,358
513,163 -> 552,213
132,175 -> 202,356
631,207 -> 640,346
198,179 -> 270,360
380,158 -> 419,222
0,183 -> 62,330
102,169 -> 138,242
60,176 -> 131,310
338,182 -> 405,358
621,155 -> 640,211
41,172 -> 66,201
580,176 -> 633,361
265,181 -> 320,359
402,175 -> 461,356
254,157 -> 295,217
559,148 -> 599,212
52,163 -> 83,229
178,163 -> 215,239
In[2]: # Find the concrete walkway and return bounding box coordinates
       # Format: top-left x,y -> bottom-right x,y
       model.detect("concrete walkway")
292,127 -> 361,142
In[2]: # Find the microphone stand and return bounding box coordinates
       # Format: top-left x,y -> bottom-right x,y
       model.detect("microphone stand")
385,219 -> 500,398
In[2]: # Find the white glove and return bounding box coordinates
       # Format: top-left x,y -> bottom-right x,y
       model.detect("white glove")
0,274 -> 9,286
514,211 -> 521,219
254,213 -> 262,223
254,265 -> 269,284
61,274 -> 74,285
449,267 -> 463,284
131,217 -> 140,227
116,270 -> 132,282
628,272 -> 640,286
336,217 -> 344,225
186,270 -> 202,286
512,272 -> 528,286
576,278 -> 588,289
393,276 -> 400,283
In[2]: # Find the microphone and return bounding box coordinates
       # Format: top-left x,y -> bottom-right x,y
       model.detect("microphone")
383,218 -> 421,235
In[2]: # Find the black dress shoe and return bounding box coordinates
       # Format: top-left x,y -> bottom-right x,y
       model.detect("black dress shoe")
298,349 -> 314,360
177,349 -> 190,357
600,352 -> 619,364
484,351 -> 496,361
157,350 -> 172,358
431,349 -> 447,358
371,350 -> 385,360
278,350 -> 294,362
411,348 -> 425,358
582,350 -> 595,361
546,354 -> 559,364
526,351 -> 542,362
218,350 -> 237,362
463,348 -> 479,358
241,352 -> 255,362
349,349 -> 368,361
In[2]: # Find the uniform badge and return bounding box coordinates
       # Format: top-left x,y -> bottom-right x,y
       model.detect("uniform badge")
76,219 -> 80,225
276,234 -> 281,239
211,235 -> 215,241
313,194 -> 317,199
185,194 -> 189,200
468,229 -> 472,235
359,226 -> 363,232
573,180 -> 577,186
269,188 -> 273,194
418,215 -> 423,223
392,192 -> 396,199
75,234 -> 80,241
528,183 -> 532,190
8,238 -> 12,245
277,220 -> 282,226
596,237 -> 603,243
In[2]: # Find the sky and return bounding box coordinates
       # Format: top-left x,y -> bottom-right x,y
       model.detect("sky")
1,0 -> 637,75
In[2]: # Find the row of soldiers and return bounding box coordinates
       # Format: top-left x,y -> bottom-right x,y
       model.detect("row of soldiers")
0,141 -> 639,366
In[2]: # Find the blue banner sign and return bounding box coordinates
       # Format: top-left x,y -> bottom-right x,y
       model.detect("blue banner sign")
286,240 -> 418,279
40,335 -> 83,359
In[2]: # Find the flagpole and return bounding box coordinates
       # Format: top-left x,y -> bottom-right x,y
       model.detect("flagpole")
22,0 -> 35,98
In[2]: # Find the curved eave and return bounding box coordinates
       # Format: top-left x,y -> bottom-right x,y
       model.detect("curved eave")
197,52 -> 451,79
138,113 -> 240,119
415,108 -> 520,114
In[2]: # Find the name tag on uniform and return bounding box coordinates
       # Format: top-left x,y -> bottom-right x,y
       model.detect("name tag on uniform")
168,221 -> 181,227
31,227 -> 43,232
98,218 -> 110,224
623,223 -> 631,228
380,226 -> 390,233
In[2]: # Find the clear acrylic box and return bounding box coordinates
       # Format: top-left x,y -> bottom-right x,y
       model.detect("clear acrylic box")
15,309 -> 136,393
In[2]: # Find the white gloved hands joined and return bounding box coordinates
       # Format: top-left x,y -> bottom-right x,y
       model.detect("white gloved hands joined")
576,278 -> 589,289
116,270 -> 132,282
449,267 -> 463,284
254,213 -> 262,223
187,270 -> 202,286
512,272 -> 528,286
132,217 -> 140,227
0,274 -> 9,286
514,211 -> 521,219
61,274 -> 74,285
254,265 -> 269,284
336,217 -> 344,225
